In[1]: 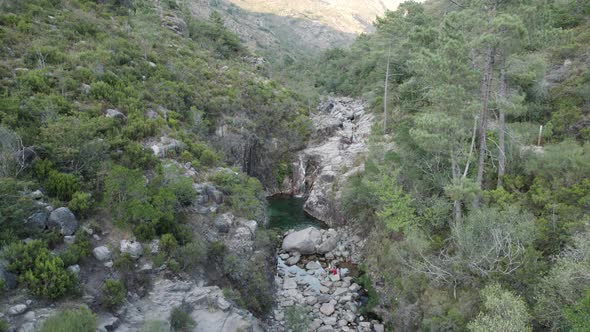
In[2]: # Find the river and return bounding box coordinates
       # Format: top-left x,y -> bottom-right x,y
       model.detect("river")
267,195 -> 325,231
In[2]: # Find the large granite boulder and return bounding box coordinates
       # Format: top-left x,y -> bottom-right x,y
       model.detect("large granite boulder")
105,108 -> 127,121
317,235 -> 338,254
25,211 -> 48,231
150,137 -> 184,158
93,246 -> 112,262
47,207 -> 78,235
120,240 -> 143,259
214,213 -> 235,233
282,227 -> 322,255
8,304 -> 28,316
204,184 -> 224,205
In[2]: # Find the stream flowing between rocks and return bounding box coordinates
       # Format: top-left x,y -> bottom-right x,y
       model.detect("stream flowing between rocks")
267,197 -> 384,332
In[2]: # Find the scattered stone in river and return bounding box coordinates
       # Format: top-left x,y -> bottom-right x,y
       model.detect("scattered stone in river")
270,224 -> 384,331
323,316 -> 337,325
8,304 -> 27,316
283,278 -> 297,290
334,287 -> 348,296
349,283 -> 361,292
320,303 -> 335,315
306,260 -> 323,270
339,295 -> 352,304
286,254 -> 300,266
343,311 -> 356,322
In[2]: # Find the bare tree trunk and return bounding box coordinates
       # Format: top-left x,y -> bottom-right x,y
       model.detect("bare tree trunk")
473,46 -> 496,209
497,66 -> 506,188
383,44 -> 392,132
463,116 -> 478,178
451,152 -> 462,225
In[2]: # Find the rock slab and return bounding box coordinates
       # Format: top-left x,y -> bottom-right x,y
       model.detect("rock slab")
93,246 -> 111,262
47,207 -> 78,235
282,227 -> 322,254
120,240 -> 143,259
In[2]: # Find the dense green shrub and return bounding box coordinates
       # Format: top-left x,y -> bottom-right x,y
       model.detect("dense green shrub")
564,289 -> 590,332
0,178 -> 36,245
467,284 -> 532,332
133,222 -> 157,242
102,279 -> 126,310
167,258 -> 180,273
31,158 -> 54,180
116,141 -> 159,170
168,177 -> 196,207
39,307 -> 96,332
355,269 -> 379,316
0,319 -> 7,332
114,253 -> 135,273
207,241 -> 227,264
210,170 -> 265,220
59,233 -> 91,266
199,148 -> 220,167
178,150 -> 193,163
174,241 -> 207,271
105,165 -> 196,240
5,240 -> 77,299
20,253 -> 77,299
46,171 -> 80,201
170,306 -> 195,332
160,233 -> 177,254
68,191 -> 92,217
222,287 -> 245,307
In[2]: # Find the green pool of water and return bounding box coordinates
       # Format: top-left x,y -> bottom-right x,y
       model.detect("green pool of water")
267,195 -> 325,231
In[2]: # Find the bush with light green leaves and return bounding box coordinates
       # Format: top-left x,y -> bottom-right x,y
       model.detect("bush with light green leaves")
39,307 -> 96,332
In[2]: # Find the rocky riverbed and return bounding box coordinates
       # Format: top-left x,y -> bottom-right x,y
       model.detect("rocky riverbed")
269,227 -> 384,332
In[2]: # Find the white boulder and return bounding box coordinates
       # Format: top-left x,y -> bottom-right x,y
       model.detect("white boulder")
281,227 -> 322,254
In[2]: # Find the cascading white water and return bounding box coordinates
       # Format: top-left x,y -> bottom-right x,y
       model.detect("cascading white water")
292,154 -> 306,197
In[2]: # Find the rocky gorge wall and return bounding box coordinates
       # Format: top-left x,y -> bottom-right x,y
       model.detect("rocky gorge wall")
277,97 -> 373,227
265,97 -> 381,331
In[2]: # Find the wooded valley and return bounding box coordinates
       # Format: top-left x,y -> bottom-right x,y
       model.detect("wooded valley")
0,0 -> 589,331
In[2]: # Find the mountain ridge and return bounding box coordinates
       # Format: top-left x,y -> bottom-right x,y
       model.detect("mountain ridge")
225,0 -> 406,34
187,0 -> 410,58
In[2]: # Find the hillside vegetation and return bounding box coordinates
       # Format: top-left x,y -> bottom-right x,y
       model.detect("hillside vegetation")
281,0 -> 590,330
0,0 -> 589,330
0,0 -> 309,319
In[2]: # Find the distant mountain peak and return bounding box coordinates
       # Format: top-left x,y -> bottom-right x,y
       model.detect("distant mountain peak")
225,0 -> 406,34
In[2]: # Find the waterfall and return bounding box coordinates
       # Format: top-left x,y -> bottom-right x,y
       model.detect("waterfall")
293,154 -> 306,197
